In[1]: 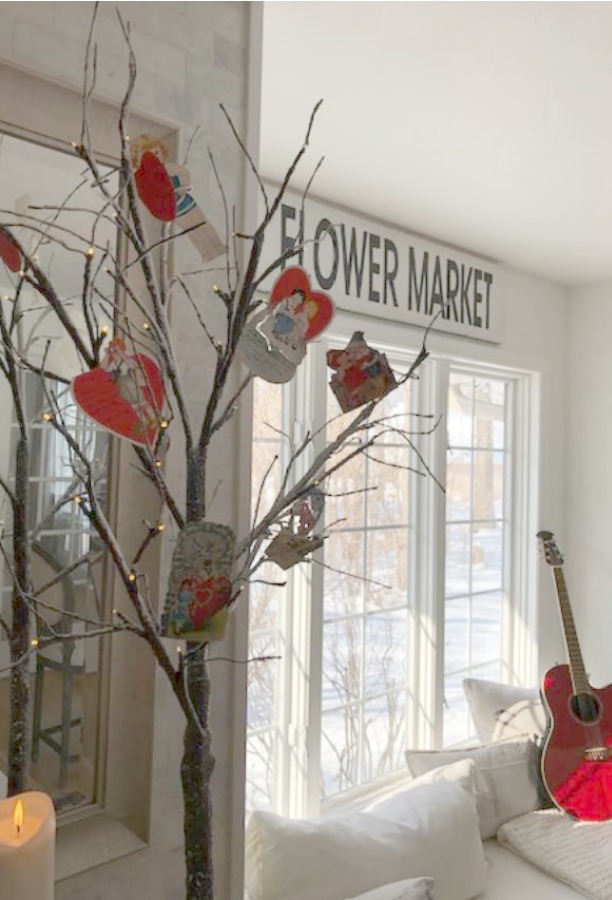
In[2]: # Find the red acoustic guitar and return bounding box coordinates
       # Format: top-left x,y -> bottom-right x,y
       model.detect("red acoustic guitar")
538,530 -> 612,820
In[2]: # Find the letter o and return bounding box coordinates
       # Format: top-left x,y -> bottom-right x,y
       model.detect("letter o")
313,218 -> 338,289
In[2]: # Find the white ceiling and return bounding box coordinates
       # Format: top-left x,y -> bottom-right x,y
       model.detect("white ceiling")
260,2 -> 612,287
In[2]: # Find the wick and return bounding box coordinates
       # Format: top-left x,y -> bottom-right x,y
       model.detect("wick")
16,824 -> 20,837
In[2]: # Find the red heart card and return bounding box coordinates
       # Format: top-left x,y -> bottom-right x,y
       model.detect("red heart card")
72,347 -> 165,447
181,575 -> 233,629
134,151 -> 177,222
0,231 -> 22,273
270,267 -> 334,342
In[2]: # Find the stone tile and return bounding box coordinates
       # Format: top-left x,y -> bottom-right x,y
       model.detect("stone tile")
214,33 -> 247,79
2,1 -> 56,29
12,20 -> 85,88
0,13 -> 15,58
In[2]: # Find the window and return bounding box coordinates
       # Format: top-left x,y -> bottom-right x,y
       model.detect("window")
247,321 -> 537,818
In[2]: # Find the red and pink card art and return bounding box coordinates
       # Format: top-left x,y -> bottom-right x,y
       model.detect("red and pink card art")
71,339 -> 165,447
239,267 -> 335,382
327,331 -> 397,412
0,230 -> 22,273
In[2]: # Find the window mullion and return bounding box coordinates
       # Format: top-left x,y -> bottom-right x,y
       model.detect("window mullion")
414,357 -> 449,749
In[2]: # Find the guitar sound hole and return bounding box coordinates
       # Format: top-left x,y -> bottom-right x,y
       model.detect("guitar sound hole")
571,692 -> 601,723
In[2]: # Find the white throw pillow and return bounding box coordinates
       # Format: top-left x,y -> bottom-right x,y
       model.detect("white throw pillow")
405,736 -> 540,839
245,780 -> 486,900
492,696 -> 548,741
344,877 -> 434,900
365,758 -> 485,818
463,677 -> 541,743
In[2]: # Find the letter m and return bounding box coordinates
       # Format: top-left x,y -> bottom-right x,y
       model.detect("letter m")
408,248 -> 429,312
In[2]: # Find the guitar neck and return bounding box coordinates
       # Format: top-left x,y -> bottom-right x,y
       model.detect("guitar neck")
553,566 -> 589,695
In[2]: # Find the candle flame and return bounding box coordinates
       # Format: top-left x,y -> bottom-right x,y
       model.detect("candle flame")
14,798 -> 23,835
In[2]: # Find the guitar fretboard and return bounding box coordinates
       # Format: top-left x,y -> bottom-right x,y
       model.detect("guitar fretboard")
553,566 -> 589,695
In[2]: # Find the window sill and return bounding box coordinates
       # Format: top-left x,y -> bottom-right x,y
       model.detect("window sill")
56,810 -> 146,881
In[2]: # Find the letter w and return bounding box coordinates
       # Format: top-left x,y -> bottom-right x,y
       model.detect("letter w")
341,225 -> 368,297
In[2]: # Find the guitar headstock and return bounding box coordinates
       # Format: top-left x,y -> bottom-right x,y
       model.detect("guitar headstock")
537,530 -> 564,567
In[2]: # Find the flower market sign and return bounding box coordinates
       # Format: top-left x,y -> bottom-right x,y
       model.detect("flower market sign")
261,187 -> 501,343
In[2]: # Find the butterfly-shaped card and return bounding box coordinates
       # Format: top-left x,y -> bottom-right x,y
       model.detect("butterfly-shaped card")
131,135 -> 224,263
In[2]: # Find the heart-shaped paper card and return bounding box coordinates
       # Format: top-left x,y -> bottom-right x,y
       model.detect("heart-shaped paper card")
134,151 -> 177,222
72,340 -> 165,447
0,231 -> 22,273
270,267 -> 334,341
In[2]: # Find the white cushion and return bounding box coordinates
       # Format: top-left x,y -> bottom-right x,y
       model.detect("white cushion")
492,697 -> 548,741
405,737 -> 540,839
365,758 -> 485,818
245,780 -> 486,900
344,877 -> 434,900
463,677 -> 541,743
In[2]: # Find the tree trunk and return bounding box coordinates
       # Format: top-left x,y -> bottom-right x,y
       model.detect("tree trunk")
7,435 -> 31,795
181,645 -> 215,900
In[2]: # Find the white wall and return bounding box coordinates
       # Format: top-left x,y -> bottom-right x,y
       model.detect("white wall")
565,282 -> 612,688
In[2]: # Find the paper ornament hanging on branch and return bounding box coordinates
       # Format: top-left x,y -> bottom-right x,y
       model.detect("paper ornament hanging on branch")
162,522 -> 235,642
0,230 -> 22,273
266,487 -> 326,570
130,135 -> 225,263
71,338 -> 166,447
327,331 -> 397,412
238,266 -> 335,383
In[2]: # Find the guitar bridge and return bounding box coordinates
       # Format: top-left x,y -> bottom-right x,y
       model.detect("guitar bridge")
583,747 -> 612,762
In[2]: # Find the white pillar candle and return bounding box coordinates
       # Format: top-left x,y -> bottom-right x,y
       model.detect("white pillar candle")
0,791 -> 55,900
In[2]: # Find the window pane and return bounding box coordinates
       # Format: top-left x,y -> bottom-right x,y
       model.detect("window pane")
445,596 -> 470,675
363,690 -> 407,780
444,370 -> 511,746
321,706 -> 359,796
446,523 -> 471,596
365,529 -> 409,612
324,531 -> 365,618
471,591 -> 502,668
364,611 -> 408,695
322,617 -> 362,710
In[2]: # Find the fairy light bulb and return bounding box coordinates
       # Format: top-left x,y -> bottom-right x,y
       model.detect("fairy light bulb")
42,412 -> 53,422
128,572 -> 137,583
